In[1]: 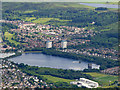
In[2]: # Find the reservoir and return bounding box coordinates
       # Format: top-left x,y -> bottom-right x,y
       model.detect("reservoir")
10,53 -> 100,70
79,3 -> 118,8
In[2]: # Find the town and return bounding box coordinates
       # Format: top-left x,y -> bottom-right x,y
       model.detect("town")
0,20 -> 118,60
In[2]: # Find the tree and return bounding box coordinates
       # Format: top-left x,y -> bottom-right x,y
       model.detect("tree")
3,45 -> 7,48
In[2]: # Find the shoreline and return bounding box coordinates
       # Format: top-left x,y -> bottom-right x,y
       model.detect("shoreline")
23,51 -> 42,54
5,48 -> 118,70
79,2 -> 118,9
9,50 -> 100,70
2,52 -> 22,60
82,2 -> 118,5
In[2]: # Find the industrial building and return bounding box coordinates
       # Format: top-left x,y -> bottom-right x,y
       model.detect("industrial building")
61,40 -> 67,49
70,78 -> 99,88
46,41 -> 52,48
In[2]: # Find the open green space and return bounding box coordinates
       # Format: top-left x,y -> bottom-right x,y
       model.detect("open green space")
4,32 -> 27,46
85,72 -> 118,86
25,17 -> 36,22
4,32 -> 20,46
24,10 -> 37,14
32,18 -> 54,24
40,75 -> 74,83
32,18 -> 71,24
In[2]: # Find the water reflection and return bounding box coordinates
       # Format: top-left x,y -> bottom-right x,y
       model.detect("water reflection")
10,53 -> 100,70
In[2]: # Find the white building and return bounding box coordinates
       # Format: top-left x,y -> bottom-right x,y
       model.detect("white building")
61,40 -> 67,49
88,63 -> 100,69
46,41 -> 52,48
92,64 -> 100,69
70,78 -> 99,88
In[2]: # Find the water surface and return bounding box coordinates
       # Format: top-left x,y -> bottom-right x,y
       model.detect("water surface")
10,53 -> 99,70
80,3 -> 118,8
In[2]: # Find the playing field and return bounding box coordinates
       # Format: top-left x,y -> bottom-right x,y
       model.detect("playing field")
85,72 -> 118,86
40,75 -> 74,83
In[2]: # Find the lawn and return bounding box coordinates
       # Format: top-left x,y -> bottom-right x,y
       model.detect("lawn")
40,75 -> 74,83
4,32 -> 20,46
85,72 -> 118,86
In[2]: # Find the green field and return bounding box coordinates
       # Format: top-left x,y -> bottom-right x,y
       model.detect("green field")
25,17 -> 36,22
4,32 -> 20,46
101,29 -> 111,31
41,75 -> 74,83
24,10 -> 37,13
31,18 -> 71,24
32,18 -> 53,24
85,72 -> 118,86
41,73 -> 118,88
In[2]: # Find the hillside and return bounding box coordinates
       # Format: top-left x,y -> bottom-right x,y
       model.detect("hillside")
2,2 -> 118,53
